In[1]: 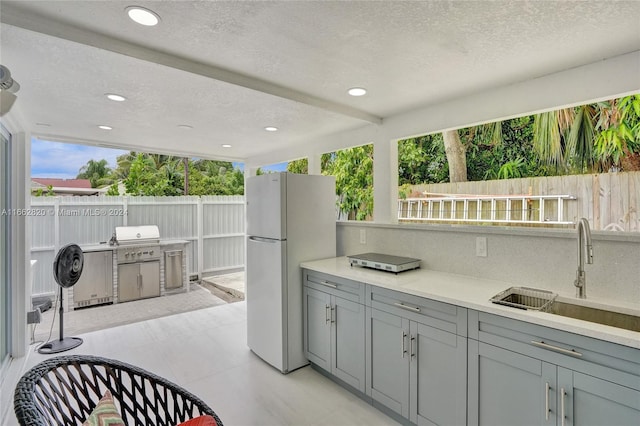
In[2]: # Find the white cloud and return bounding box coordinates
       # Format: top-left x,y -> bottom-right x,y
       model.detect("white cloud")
31,139 -> 128,179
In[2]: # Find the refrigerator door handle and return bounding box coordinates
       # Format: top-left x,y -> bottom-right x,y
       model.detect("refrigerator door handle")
249,236 -> 279,243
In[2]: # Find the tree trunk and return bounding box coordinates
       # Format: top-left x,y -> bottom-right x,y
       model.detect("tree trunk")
442,130 -> 467,182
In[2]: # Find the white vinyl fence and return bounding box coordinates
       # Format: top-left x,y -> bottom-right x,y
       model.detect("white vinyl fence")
30,195 -> 245,296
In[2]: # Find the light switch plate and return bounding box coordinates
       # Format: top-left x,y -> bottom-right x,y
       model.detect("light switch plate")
476,237 -> 487,257
360,229 -> 366,244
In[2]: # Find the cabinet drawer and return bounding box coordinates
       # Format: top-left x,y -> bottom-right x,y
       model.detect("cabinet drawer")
303,270 -> 365,303
469,310 -> 640,389
368,285 -> 467,336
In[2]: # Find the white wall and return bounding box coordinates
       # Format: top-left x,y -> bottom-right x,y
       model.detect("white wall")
338,222 -> 640,305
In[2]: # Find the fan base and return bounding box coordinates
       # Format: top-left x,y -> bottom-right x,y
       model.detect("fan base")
38,337 -> 83,354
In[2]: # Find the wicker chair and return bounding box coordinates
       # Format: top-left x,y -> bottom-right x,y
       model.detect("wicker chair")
14,355 -> 223,426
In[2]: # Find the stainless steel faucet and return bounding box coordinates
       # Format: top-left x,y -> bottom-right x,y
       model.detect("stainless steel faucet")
574,218 -> 593,299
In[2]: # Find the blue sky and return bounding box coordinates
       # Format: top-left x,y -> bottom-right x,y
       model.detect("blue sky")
31,138 -> 286,179
31,139 -> 128,179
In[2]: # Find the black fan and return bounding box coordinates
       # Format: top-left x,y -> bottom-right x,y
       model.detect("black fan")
38,244 -> 84,354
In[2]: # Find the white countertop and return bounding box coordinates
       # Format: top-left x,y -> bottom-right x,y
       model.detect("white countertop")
159,239 -> 190,246
81,240 -> 189,252
301,257 -> 640,349
81,243 -> 116,252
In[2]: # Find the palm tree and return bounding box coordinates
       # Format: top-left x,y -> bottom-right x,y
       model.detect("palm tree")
532,95 -> 640,173
77,159 -> 113,188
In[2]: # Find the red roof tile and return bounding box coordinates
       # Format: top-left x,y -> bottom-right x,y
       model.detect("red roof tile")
31,178 -> 92,188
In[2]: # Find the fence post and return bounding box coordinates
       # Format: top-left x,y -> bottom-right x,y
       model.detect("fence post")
54,197 -> 60,254
197,197 -> 203,281
122,196 -> 128,226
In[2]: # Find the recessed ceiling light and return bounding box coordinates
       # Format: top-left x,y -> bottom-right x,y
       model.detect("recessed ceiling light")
264,126 -> 278,132
126,6 -> 160,26
222,144 -> 232,148
348,87 -> 367,97
98,125 -> 113,130
106,93 -> 126,102
177,124 -> 193,130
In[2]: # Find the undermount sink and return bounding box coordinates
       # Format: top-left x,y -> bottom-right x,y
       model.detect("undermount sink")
548,301 -> 640,332
490,287 -> 640,333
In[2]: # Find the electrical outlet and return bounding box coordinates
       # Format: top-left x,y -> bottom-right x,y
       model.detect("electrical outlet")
476,237 -> 487,257
360,229 -> 366,244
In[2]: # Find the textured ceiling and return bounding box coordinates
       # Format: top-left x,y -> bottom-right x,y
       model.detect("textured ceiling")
1,0 -> 639,161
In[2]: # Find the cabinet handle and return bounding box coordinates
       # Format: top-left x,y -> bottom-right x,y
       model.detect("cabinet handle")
531,340 -> 582,357
545,382 -> 550,421
394,302 -> 421,313
325,304 -> 331,324
560,387 -> 566,426
401,331 -> 407,358
331,307 -> 336,323
318,280 -> 338,289
410,335 -> 416,360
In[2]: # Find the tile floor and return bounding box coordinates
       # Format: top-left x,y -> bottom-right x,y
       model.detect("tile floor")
32,284 -> 228,344
7,302 -> 398,426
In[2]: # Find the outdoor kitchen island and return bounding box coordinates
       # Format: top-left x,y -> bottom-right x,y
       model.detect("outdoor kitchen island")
65,236 -> 190,311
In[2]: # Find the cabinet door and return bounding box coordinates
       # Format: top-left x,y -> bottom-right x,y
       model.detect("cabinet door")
410,321 -> 467,426
369,308 -> 410,418
74,251 -> 113,306
117,263 -> 140,302
332,295 -> 365,393
303,286 -> 331,371
139,261 -> 160,299
468,341 -> 556,426
558,368 -> 640,426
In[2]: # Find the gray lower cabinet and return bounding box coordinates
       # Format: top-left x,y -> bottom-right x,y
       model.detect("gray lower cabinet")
468,310 -> 640,426
367,286 -> 467,425
303,272 -> 366,393
468,340 -> 556,426
304,286 -> 332,371
558,368 -> 640,426
369,308 -> 410,417
410,321 -> 467,426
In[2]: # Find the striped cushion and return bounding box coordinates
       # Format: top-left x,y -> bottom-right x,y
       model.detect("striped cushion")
82,390 -> 125,426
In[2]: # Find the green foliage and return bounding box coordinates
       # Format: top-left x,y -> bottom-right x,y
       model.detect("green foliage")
497,157 -> 526,179
398,94 -> 640,188
594,95 -> 640,170
533,111 -> 564,171
322,145 -> 373,220
287,158 -> 308,174
77,159 -> 113,188
106,182 -> 120,196
117,152 -> 243,196
188,165 -> 244,195
398,134 -> 448,185
32,185 -> 55,197
565,105 -> 595,172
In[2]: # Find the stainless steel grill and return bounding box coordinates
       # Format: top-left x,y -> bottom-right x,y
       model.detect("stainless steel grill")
114,225 -> 161,263
113,225 -> 161,303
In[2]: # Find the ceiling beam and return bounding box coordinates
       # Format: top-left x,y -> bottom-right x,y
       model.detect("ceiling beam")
1,4 -> 383,125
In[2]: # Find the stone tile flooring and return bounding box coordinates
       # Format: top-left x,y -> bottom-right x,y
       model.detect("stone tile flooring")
32,283 -> 228,345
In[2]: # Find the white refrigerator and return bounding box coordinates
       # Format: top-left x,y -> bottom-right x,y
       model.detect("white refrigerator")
246,172 -> 336,373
